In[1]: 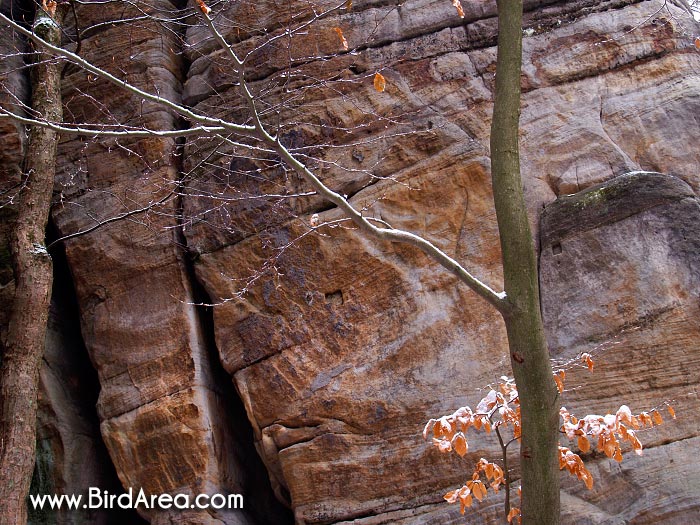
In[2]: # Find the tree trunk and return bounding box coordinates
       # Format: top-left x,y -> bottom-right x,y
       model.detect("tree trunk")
489,1 -> 560,524
0,4 -> 63,524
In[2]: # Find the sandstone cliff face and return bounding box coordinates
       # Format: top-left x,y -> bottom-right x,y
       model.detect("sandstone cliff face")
1,0 -> 699,524
540,172 -> 700,525
0,0 -> 27,339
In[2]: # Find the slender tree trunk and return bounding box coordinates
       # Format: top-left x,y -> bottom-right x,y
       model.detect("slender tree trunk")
489,1 -> 560,524
0,3 -> 63,523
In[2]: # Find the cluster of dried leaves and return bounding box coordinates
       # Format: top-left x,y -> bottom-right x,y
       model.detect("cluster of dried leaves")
443,458 -> 506,514
424,354 -> 675,523
423,377 -> 522,521
559,402 -> 674,488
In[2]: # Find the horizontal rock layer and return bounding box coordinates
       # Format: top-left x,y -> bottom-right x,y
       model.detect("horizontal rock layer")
0,0 -> 698,524
185,1 -> 700,523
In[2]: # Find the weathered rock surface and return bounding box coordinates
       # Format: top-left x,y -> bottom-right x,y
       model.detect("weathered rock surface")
0,0 -> 27,184
50,1 -> 285,523
540,172 -> 700,523
0,0 -> 28,329
1,0 -> 699,524
185,1 -> 700,523
31,250 -> 143,525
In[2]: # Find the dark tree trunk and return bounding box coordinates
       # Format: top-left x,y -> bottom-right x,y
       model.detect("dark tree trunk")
0,3 -> 63,523
489,1 -> 560,523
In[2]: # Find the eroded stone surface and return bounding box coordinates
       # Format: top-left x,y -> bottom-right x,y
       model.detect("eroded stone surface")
0,2 -> 27,326
48,2 -> 262,523
33,255 -> 141,525
540,172 -> 700,525
194,158 -> 509,521
185,1 -> 700,524
0,0 -> 698,523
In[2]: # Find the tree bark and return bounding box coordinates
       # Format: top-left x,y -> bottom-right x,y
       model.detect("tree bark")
489,1 -> 560,524
0,3 -> 63,524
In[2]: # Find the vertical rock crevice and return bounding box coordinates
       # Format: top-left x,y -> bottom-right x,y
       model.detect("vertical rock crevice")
30,222 -> 146,525
173,133 -> 294,524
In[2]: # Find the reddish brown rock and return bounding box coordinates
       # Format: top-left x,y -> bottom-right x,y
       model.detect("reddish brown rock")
0,0 -> 698,523
185,1 -> 700,523
0,2 -> 27,303
49,2 -> 263,523
193,158 -> 509,520
33,256 -> 141,525
540,172 -> 700,524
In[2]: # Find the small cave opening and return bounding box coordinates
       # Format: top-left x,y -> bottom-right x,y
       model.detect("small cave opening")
325,289 -> 344,306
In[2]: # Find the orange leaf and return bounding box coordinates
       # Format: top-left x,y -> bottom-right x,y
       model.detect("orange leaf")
695,36 -> 700,50
507,507 -> 521,523
603,437 -> 617,458
451,0 -> 465,18
346,0 -> 352,9
433,437 -> 452,453
333,27 -> 349,51
553,370 -> 565,393
459,489 -> 473,509
577,435 -> 591,453
444,489 -> 458,503
667,405 -> 676,419
651,410 -> 663,425
581,352 -> 594,371
630,433 -> 643,455
196,0 -> 211,15
42,0 -> 57,16
373,72 -> 386,92
438,417 -> 453,437
613,447 -> 623,462
492,463 -> 504,484
452,433 -> 468,457
468,480 -> 487,502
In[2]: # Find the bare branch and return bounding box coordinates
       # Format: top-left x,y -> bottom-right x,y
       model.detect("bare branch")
195,3 -> 508,312
47,190 -> 176,249
0,108 -> 227,138
0,10 -> 256,138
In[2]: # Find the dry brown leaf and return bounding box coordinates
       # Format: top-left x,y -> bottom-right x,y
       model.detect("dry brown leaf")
452,433 -> 468,457
554,370 -> 565,393
452,0 -> 465,18
577,435 -> 591,453
613,447 -> 623,462
42,0 -> 57,16
581,352 -> 594,371
507,507 -> 521,524
196,0 -> 211,15
374,72 -> 386,92
444,489 -> 458,503
333,27 -> 349,51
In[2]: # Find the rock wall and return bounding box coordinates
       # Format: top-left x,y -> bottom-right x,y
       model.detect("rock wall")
183,1 -> 700,523
540,172 -> 700,524
31,246 -> 144,525
0,0 -> 27,338
0,0 -> 699,524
